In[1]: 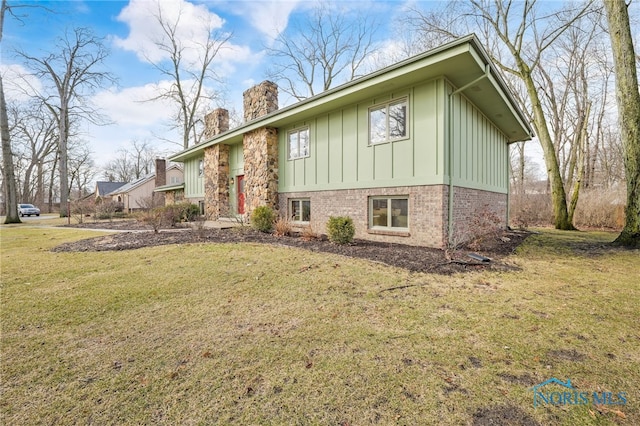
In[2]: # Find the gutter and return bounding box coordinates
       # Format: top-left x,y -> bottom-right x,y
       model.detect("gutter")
447,64 -> 491,247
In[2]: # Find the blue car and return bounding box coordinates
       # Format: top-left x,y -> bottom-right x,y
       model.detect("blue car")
18,203 -> 40,217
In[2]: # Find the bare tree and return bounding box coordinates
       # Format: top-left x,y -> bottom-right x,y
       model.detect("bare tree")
1,0 -> 20,222
16,27 -> 115,217
68,142 -> 95,198
9,101 -> 57,205
265,3 -> 378,101
405,0 -> 595,230
103,139 -> 159,182
604,0 -> 640,247
145,0 -> 231,149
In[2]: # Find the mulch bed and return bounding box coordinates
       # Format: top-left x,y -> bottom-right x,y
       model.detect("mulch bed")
53,220 -> 530,274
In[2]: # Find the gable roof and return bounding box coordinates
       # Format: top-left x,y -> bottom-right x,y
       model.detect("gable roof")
170,34 -> 533,163
96,181 -> 127,196
104,165 -> 183,196
106,174 -> 154,196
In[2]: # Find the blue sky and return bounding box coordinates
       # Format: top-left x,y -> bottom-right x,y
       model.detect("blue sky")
3,0 -> 413,168
3,0 -> 548,176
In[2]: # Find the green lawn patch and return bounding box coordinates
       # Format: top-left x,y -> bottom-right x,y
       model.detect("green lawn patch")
1,226 -> 638,425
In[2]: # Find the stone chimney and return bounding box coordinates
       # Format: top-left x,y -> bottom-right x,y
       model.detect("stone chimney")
155,158 -> 166,187
243,81 -> 278,122
203,108 -> 230,141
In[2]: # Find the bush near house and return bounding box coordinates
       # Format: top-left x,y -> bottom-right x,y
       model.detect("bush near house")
326,216 -> 355,244
251,206 -> 276,233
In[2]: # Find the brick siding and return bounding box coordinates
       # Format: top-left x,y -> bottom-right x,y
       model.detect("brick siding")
278,185 -> 506,248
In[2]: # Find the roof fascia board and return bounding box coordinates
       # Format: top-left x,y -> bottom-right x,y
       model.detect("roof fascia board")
170,35 -> 479,162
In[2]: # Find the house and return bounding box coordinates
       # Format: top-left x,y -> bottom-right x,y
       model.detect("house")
94,181 -> 127,199
107,159 -> 183,213
167,35 -> 533,248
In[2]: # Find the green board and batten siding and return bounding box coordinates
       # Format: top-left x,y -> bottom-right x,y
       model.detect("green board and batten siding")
278,78 -> 510,194
448,84 -> 510,193
182,144 -> 244,201
183,157 -> 204,199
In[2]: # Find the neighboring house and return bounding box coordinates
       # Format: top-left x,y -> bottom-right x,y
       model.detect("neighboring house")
107,160 -> 184,213
94,181 -> 127,199
168,35 -> 533,248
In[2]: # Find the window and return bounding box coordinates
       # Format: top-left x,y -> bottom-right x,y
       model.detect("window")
170,176 -> 181,184
198,159 -> 204,176
369,98 -> 408,144
288,127 -> 310,160
290,199 -> 311,222
369,196 -> 408,229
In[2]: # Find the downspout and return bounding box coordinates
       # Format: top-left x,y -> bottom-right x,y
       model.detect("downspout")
447,64 -> 491,246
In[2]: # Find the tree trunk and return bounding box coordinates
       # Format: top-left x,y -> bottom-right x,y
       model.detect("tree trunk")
605,0 -> 640,247
1,74 -> 20,223
568,102 -> 591,225
58,107 -> 69,217
520,62 -> 575,230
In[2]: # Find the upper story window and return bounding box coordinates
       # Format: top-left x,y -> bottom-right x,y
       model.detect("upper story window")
170,176 -> 181,184
198,159 -> 204,176
288,127 -> 310,160
369,98 -> 408,145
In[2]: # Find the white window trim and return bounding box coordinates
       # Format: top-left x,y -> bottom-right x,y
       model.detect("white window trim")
368,97 -> 409,145
287,127 -> 310,160
198,159 -> 204,177
289,198 -> 311,223
369,195 -> 409,230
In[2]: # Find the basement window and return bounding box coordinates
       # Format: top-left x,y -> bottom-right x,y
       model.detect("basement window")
369,196 -> 409,230
369,98 -> 408,145
290,199 -> 311,223
288,127 -> 310,160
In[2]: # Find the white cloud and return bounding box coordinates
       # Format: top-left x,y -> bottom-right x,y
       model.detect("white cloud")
231,0 -> 301,40
87,82 -> 184,165
1,64 -> 44,102
114,0 -> 253,74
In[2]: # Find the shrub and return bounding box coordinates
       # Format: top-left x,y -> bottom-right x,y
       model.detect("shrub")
301,224 -> 318,241
181,203 -> 201,222
274,217 -> 292,237
251,206 -> 275,233
326,216 -> 355,244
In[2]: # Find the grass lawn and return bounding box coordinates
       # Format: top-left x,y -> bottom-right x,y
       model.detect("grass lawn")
1,224 -> 638,425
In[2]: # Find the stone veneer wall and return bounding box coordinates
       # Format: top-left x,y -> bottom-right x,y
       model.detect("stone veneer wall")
243,127 -> 279,214
204,144 -> 230,219
243,81 -> 278,122
165,191 -> 175,205
203,108 -> 230,141
278,185 -> 507,248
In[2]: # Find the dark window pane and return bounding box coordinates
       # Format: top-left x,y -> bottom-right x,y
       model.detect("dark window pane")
302,200 -> 311,221
389,101 -> 407,138
372,198 -> 388,227
391,198 -> 408,228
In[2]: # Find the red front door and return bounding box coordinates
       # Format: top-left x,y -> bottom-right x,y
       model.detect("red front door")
237,175 -> 245,214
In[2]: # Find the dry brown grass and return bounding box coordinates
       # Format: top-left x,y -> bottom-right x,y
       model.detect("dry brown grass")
1,224 -> 638,425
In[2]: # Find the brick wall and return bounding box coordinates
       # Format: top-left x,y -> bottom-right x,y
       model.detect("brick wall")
279,185 -> 447,247
278,185 -> 506,248
450,187 -> 507,247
